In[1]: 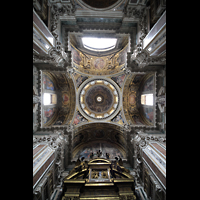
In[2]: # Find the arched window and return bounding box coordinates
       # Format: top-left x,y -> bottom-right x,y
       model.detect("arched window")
141,94 -> 153,106
43,93 -> 57,105
82,37 -> 117,52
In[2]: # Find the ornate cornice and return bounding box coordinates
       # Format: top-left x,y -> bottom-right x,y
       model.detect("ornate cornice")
131,49 -> 166,68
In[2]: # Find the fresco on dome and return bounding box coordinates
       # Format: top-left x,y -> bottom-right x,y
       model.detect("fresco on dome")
43,74 -> 54,91
111,74 -> 126,88
74,142 -> 124,160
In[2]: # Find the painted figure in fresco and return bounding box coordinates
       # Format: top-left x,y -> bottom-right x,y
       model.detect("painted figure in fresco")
112,74 -> 125,87
132,75 -> 143,84
76,75 -> 88,88
112,112 -> 124,124
43,75 -> 54,91
62,93 -> 69,105
74,143 -> 124,160
84,60 -> 91,69
72,47 -> 82,65
94,58 -> 105,70
80,147 -> 93,159
117,50 -> 127,66
73,113 -> 86,125
53,115 -> 66,125
44,108 -> 55,123
132,114 -> 143,125
143,76 -> 154,92
145,110 -> 154,122
129,93 -> 136,105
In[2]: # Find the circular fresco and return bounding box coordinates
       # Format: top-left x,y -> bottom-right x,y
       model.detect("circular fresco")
93,58 -> 105,70
62,93 -> 70,105
79,79 -> 119,120
85,85 -> 113,113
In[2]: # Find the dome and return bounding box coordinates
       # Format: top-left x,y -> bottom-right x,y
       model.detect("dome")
79,79 -> 120,120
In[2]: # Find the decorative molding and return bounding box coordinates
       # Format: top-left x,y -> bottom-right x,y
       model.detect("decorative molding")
131,49 -> 166,68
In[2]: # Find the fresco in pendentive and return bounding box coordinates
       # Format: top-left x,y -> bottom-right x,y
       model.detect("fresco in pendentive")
143,107 -> 154,123
143,75 -> 154,92
73,111 -> 88,125
74,142 -> 124,160
111,74 -> 126,88
43,107 -> 56,124
111,111 -> 124,125
117,46 -> 127,66
43,74 -> 54,91
71,46 -> 82,65
76,75 -> 88,88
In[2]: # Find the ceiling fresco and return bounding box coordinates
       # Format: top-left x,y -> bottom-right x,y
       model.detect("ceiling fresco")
73,110 -> 88,126
72,123 -> 127,161
70,44 -> 128,75
73,142 -> 125,161
41,71 -> 76,127
71,71 -> 89,89
139,73 -> 156,126
70,69 -> 128,128
79,79 -> 119,120
123,72 -> 156,127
